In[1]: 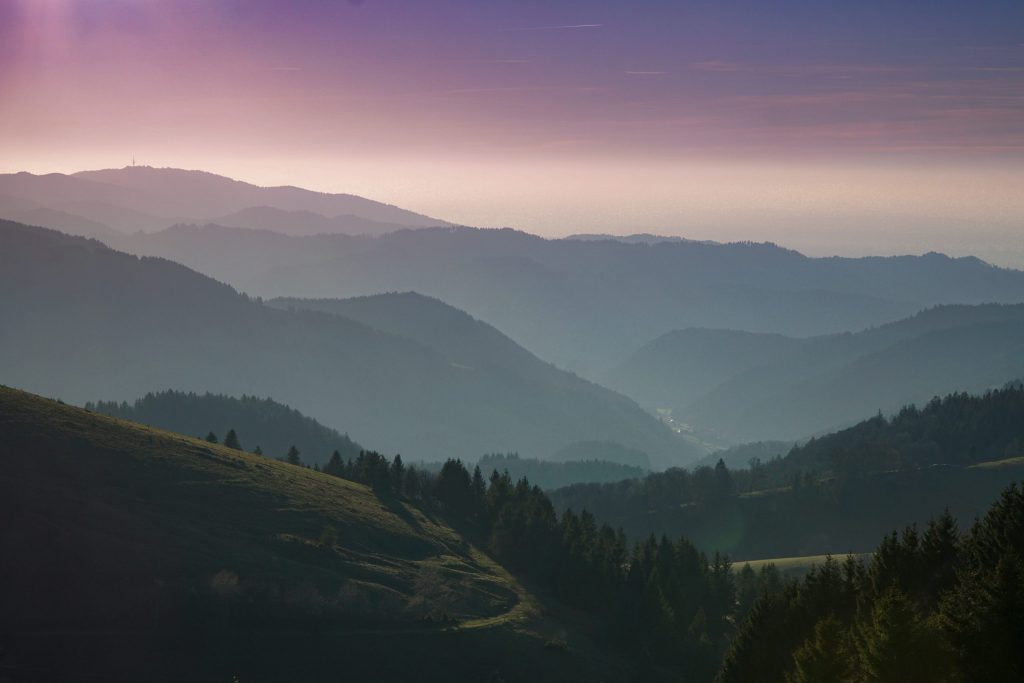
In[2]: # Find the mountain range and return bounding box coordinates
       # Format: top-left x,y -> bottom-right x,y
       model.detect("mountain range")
0,219 -> 691,466
108,219 -> 1024,378
7,168 -> 1024,383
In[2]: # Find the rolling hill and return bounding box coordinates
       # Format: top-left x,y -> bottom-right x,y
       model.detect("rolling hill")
608,304 -> 1024,444
0,219 -> 691,467
113,224 -> 1024,378
0,385 -> 627,682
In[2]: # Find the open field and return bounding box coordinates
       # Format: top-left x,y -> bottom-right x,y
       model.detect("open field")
737,553 -> 872,577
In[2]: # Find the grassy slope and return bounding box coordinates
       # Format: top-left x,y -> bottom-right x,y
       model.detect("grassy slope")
0,386 -> 627,682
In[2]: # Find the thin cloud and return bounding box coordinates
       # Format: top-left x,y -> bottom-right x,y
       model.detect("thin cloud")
439,85 -> 608,96
507,24 -> 603,32
689,61 -> 911,76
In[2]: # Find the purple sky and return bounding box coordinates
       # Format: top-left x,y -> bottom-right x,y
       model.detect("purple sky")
2,0 -> 1023,264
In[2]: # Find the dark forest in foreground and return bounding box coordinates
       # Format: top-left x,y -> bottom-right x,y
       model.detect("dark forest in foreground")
3,384 -> 1022,681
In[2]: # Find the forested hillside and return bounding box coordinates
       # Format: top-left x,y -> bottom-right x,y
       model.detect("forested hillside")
551,387 -> 1024,559
90,390 -> 363,466
718,485 -> 1024,682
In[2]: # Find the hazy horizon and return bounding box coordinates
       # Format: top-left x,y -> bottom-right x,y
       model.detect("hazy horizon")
3,0 -> 1023,266
5,160 -> 1024,269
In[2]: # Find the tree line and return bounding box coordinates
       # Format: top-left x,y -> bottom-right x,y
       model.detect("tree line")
90,390 -> 363,466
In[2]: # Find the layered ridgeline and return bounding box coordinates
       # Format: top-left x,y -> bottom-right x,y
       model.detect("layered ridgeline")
550,386 -> 1024,560
90,391 -> 363,466
113,224 -> 1024,377
0,166 -> 445,235
0,220 -> 691,467
608,304 -> 1024,444
0,386 -> 627,682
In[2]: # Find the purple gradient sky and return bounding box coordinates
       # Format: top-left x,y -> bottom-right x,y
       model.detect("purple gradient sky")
2,0 -> 1023,264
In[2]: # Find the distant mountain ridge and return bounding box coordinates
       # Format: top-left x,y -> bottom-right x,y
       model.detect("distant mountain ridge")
212,205 -> 414,236
608,303 -> 1024,443
565,233 -> 718,246
113,224 -> 1024,377
267,292 -> 690,466
0,219 -> 692,467
0,166 -> 447,236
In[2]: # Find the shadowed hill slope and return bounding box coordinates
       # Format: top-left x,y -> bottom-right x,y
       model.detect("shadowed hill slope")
0,386 -> 630,682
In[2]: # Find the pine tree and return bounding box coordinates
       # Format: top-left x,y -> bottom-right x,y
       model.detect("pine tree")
471,465 -> 486,507
325,450 -> 344,477
403,464 -> 421,499
253,445 -> 263,456
855,588 -> 955,682
205,431 -> 218,444
286,445 -> 301,466
223,428 -> 241,450
785,616 -> 853,683
390,454 -> 405,494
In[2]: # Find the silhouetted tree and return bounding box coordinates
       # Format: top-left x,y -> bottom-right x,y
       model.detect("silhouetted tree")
223,428 -> 241,450
471,465 -> 486,507
324,450 -> 344,477
391,454 -> 405,494
286,445 -> 301,466
434,459 -> 475,516
785,616 -> 852,683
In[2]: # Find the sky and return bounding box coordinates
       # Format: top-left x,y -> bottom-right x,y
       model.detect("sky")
1,0 -> 1023,265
